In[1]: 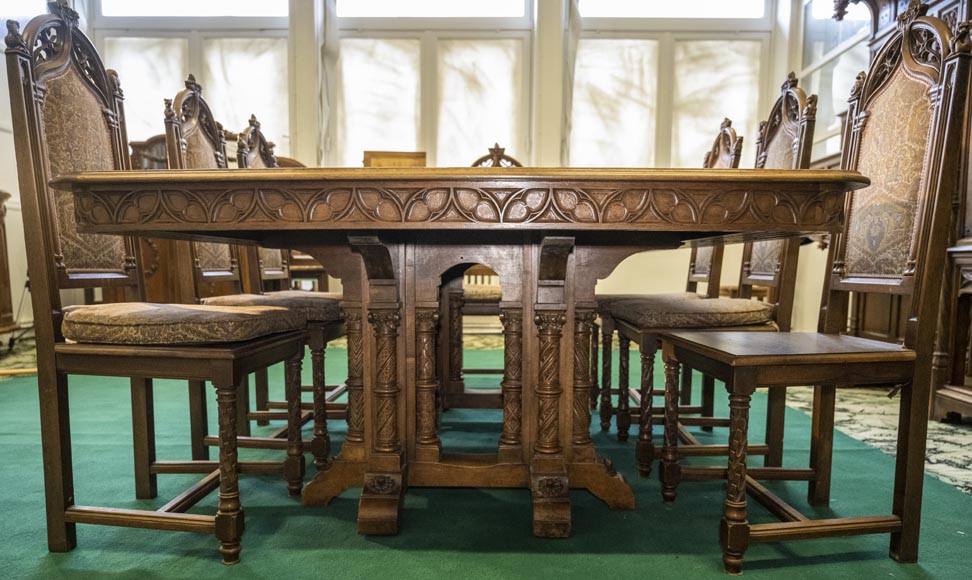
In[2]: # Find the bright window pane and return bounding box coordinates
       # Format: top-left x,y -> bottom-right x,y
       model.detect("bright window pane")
104,37 -> 189,143
570,39 -> 658,167
579,0 -> 764,18
436,39 -> 526,167
672,40 -> 762,168
101,0 -> 288,17
802,0 -> 870,68
337,0 -> 525,18
202,38 -> 290,155
6,0 -> 48,24
804,41 -> 870,158
337,38 -> 421,167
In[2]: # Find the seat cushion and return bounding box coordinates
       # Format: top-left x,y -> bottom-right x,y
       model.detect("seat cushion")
62,302 -> 305,345
202,290 -> 342,322
464,283 -> 502,301
609,295 -> 773,329
596,292 -> 701,312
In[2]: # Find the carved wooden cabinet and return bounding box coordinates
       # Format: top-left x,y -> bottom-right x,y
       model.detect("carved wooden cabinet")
939,244 -> 972,419
0,191 -> 19,335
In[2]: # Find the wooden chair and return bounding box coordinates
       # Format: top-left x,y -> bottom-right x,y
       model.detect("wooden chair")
658,8 -> 970,572
441,144 -> 522,408
224,115 -> 348,464
599,83 -> 816,475
4,3 -> 308,563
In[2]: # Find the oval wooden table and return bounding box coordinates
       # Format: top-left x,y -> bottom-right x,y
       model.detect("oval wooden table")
54,167 -> 869,538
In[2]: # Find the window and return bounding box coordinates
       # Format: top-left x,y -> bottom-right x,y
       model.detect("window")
799,0 -> 871,161
578,0 -> 766,19
337,0 -> 525,19
570,20 -> 769,169
331,5 -> 531,167
92,1 -> 290,154
100,0 -> 288,18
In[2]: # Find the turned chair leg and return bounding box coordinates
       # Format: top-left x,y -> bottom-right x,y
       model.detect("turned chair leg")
599,327 -> 614,431
590,325 -> 600,410
284,353 -> 306,497
636,347 -> 655,476
254,369 -> 270,426
764,387 -> 786,467
721,382 -> 755,575
617,335 -> 631,441
214,380 -> 244,565
130,377 -> 157,499
808,384 -> 835,506
660,350 -> 680,502
188,380 -> 209,461
309,334 -> 331,471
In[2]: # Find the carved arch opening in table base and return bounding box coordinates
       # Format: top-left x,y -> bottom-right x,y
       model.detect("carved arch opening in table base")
293,235 -> 659,537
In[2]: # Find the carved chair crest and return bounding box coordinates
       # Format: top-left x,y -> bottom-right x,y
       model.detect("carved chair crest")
164,74 -> 228,170
471,143 -> 523,168
4,1 -> 140,310
832,2 -> 965,294
702,118 -> 743,170
237,114 -> 279,169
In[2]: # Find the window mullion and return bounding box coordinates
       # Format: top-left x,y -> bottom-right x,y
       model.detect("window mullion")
654,33 -> 675,169
421,31 -> 438,166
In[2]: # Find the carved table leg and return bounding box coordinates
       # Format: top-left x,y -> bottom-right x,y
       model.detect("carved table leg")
659,350 -> 680,501
304,308 -> 366,506
416,309 -> 441,463
214,381 -> 244,565
636,348 -> 655,477
531,311 -> 571,538
284,353 -> 306,497
130,377 -> 157,499
499,308 -> 523,461
617,335 -> 631,442
599,323 -> 614,431
721,386 -> 754,575
358,309 -> 405,536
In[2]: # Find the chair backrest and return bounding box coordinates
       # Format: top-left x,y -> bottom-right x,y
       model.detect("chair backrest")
236,114 -> 278,169
471,143 -> 523,168
130,134 -> 168,170
162,75 -> 240,298
686,119 -> 743,297
5,2 -> 142,340
824,5 -> 971,358
737,73 -> 818,330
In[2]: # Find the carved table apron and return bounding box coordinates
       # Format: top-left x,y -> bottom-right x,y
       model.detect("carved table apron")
56,167 -> 868,537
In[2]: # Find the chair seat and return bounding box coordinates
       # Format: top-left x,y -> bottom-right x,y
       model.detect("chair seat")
665,331 -> 916,366
596,292 -> 702,311
463,283 -> 502,301
62,302 -> 305,345
608,295 -> 773,329
202,290 -> 342,323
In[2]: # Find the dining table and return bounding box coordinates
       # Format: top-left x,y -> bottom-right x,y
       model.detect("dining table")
54,166 -> 869,538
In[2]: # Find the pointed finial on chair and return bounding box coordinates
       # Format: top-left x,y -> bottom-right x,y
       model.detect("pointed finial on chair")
48,0 -> 79,27
185,74 -> 202,93
248,114 -> 261,129
804,94 -> 818,119
720,118 -> 733,130
164,98 -> 175,120
951,21 -> 972,54
848,71 -> 866,101
781,71 -> 798,92
897,0 -> 929,31
4,20 -> 26,52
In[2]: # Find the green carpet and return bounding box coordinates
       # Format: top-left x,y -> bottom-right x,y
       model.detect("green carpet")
0,349 -> 970,580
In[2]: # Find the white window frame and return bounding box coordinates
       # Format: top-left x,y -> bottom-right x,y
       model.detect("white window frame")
328,1 -> 534,167
578,0 -> 775,169
795,0 -> 871,161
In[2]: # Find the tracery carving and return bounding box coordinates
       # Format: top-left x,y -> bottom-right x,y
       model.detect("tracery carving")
364,473 -> 400,495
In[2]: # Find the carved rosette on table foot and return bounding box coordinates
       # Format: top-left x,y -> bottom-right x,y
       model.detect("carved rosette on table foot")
498,308 -> 524,462
530,310 -> 571,538
415,308 -> 441,463
303,307 -> 366,507
358,308 -> 405,536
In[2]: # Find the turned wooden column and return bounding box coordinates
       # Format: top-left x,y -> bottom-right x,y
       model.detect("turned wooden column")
721,390 -> 752,574
214,381 -> 243,565
343,308 -> 366,450
535,311 -> 566,455
369,309 -> 402,454
599,323 -> 614,431
617,335 -> 632,441
572,310 -> 596,449
499,308 -> 524,452
659,353 -> 680,500
637,348 -> 656,476
415,308 -> 440,460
